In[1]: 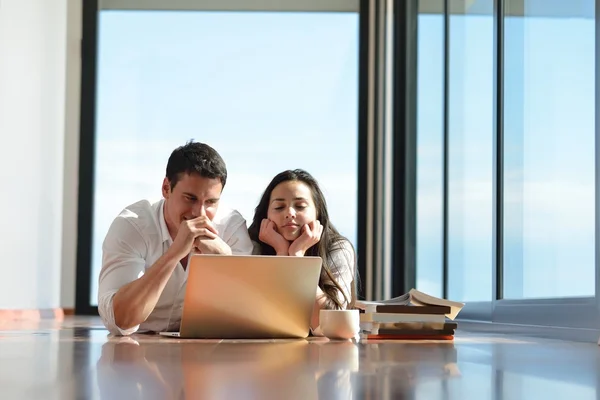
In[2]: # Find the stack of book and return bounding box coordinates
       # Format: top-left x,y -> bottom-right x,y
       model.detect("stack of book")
355,288 -> 465,340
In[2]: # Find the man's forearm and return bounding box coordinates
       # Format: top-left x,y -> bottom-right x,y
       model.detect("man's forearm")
212,239 -> 232,255
195,236 -> 232,255
112,249 -> 181,330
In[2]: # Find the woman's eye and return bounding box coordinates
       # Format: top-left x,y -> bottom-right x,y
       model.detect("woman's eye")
274,206 -> 284,211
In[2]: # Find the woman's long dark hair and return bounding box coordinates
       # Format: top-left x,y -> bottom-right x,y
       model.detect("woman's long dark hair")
248,169 -> 357,310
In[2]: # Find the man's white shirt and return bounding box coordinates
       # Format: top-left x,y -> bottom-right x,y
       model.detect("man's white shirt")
97,198 -> 254,336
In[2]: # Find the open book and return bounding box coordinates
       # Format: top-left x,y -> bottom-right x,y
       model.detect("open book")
355,288 -> 465,320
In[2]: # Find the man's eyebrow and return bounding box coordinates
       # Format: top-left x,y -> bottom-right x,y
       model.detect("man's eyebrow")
182,192 -> 220,201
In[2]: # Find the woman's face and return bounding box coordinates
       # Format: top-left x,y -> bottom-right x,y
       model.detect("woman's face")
267,180 -> 318,241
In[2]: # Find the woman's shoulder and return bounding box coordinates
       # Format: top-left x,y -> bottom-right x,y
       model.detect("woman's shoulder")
327,238 -> 356,264
328,237 -> 355,253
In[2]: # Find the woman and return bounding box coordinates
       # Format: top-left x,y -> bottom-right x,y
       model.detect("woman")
248,169 -> 357,333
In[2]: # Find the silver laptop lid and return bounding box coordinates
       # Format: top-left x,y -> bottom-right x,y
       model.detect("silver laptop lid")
180,254 -> 322,339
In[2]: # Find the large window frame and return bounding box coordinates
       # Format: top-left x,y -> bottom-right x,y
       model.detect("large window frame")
77,0 -> 600,341
416,0 -> 600,339
75,0 -> 402,314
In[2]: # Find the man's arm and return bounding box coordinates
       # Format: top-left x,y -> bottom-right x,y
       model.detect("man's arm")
98,216 -> 181,335
193,236 -> 232,255
98,216 -> 149,335
224,217 -> 254,255
100,215 -> 213,334
194,214 -> 253,255
111,247 -> 181,330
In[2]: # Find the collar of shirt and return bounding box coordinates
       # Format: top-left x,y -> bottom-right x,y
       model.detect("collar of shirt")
156,198 -> 174,246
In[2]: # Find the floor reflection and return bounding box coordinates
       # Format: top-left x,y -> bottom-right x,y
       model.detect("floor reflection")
95,337 -> 460,399
0,317 -> 598,400
97,338 -> 360,399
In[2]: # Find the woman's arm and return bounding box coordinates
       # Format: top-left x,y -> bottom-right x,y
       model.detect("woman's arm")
311,287 -> 329,329
310,240 -> 356,329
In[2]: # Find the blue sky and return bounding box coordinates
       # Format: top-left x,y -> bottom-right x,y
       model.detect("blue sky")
417,6 -> 595,301
90,5 -> 595,305
90,11 -> 358,304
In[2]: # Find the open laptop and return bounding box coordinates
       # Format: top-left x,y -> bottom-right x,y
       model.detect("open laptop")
159,254 -> 322,339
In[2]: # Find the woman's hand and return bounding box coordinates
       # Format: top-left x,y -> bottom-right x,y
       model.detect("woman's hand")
258,219 -> 290,255
288,220 -> 323,257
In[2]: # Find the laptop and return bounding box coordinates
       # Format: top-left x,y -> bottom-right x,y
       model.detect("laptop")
159,254 -> 322,339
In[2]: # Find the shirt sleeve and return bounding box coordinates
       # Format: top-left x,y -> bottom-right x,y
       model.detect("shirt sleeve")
225,218 -> 254,255
328,240 -> 357,309
98,216 -> 148,336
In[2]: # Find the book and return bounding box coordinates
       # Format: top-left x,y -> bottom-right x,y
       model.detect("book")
360,313 -> 446,324
365,334 -> 455,341
360,320 -> 454,335
357,304 -> 451,315
355,288 -> 465,320
376,328 -> 456,336
376,321 -> 458,334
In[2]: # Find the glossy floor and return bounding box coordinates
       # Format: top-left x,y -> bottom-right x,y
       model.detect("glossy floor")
0,317 -> 599,399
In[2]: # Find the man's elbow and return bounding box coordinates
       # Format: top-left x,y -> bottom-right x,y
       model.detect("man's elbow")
113,312 -> 137,332
97,303 -> 137,336
106,325 -> 130,337
112,300 -> 141,332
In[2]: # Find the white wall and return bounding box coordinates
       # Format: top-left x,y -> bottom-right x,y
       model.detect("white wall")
0,0 -> 80,309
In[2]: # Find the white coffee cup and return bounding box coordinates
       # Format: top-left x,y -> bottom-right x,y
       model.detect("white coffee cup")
319,309 -> 360,340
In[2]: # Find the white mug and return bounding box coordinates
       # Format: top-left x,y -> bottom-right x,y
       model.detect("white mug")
319,309 -> 360,340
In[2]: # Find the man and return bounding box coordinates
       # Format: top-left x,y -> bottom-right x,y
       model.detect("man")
98,141 -> 253,335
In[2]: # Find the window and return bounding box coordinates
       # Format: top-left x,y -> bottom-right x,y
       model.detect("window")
416,0 -> 445,298
447,0 -> 494,302
413,0 -> 600,334
502,0 -> 595,299
89,10 -> 359,305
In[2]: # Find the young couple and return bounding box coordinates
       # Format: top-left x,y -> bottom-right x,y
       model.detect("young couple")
98,141 -> 357,336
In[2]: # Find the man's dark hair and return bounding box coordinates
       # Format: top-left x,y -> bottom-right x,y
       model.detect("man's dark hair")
165,140 -> 227,190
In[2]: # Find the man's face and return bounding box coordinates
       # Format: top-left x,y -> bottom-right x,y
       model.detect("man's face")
162,173 -> 223,238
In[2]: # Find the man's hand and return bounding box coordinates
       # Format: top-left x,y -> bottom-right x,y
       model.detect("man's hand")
111,215 -> 224,332
193,235 -> 232,255
170,216 -> 218,259
288,220 -> 323,257
259,219 -> 290,255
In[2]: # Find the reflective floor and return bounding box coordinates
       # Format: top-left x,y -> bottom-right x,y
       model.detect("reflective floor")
1,317 -> 599,399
